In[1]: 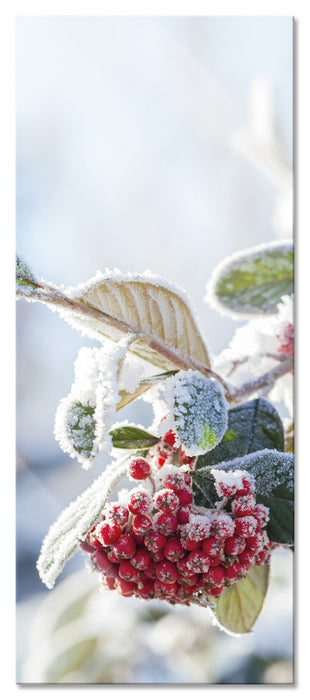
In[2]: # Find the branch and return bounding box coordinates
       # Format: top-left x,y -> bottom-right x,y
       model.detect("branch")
226,355 -> 293,404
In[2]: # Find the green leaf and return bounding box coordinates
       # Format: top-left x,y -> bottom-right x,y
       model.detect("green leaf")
110,425 -> 159,449
16,252 -> 39,291
193,449 -> 294,544
207,241 -> 293,316
209,564 -> 270,634
169,371 -> 228,456
67,402 -> 96,458
36,460 -> 128,589
195,398 -> 284,469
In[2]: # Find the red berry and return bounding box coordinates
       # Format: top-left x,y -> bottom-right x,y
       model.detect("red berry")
97,521 -> 122,546
202,536 -> 224,557
132,514 -> 153,536
164,473 -> 186,492
91,550 -> 115,574
211,513 -> 235,539
108,504 -> 129,526
156,560 -> 179,583
112,534 -> 136,560
252,504 -> 270,528
235,474 -> 255,497
207,585 -> 224,597
163,430 -> 177,447
130,547 -> 151,570
164,537 -> 186,561
238,548 -> 256,568
224,536 -> 246,556
255,548 -> 271,565
105,576 -> 117,590
175,488 -> 193,505
144,530 -> 167,553
231,494 -> 256,516
137,578 -> 154,598
155,489 -> 179,512
177,506 -> 191,524
234,515 -> 257,538
128,457 -> 151,481
144,560 -> 158,579
185,551 -> 210,574
246,529 -> 266,551
118,561 -> 140,582
203,565 -> 225,586
80,540 -> 96,553
224,562 -> 245,582
128,489 -> 153,515
118,579 -> 137,597
178,573 -> 198,586
153,511 -> 178,535
154,580 -> 178,598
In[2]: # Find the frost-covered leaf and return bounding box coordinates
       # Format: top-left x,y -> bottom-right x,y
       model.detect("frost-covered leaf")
195,398 -> 284,469
206,241 -> 293,317
209,565 -> 270,634
193,449 -> 294,544
110,425 -> 159,449
59,270 -> 211,372
16,252 -> 39,293
55,342 -> 129,469
167,370 -> 228,456
36,460 -> 128,589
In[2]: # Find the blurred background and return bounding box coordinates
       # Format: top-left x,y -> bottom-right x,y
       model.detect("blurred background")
16,16 -> 293,684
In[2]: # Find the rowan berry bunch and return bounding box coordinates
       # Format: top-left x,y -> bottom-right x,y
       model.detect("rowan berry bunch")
81,431 -> 272,606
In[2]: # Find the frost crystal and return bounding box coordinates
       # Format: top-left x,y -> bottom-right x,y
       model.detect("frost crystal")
54,338 -> 131,468
166,370 -> 228,456
211,469 -> 255,494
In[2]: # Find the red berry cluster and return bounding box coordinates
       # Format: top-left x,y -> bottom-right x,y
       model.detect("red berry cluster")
81,433 -> 272,606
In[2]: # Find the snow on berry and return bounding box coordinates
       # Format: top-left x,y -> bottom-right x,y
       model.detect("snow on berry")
128,489 -> 153,515
211,468 -> 255,499
211,512 -> 235,539
128,457 -> 151,481
155,489 -> 180,512
231,494 -> 256,516
234,515 -> 257,538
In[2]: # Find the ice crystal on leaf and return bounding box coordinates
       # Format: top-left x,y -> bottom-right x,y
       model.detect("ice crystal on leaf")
54,339 -> 131,468
166,370 -> 228,456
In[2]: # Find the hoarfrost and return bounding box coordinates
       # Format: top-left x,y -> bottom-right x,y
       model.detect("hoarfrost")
165,370 -> 228,456
211,468 -> 255,493
54,338 -> 131,468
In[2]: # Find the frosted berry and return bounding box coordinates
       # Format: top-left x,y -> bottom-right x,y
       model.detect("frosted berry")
202,536 -> 224,558
108,504 -> 129,527
224,562 -> 245,582
91,550 -> 115,574
154,580 -> 178,598
177,506 -> 191,524
163,429 -> 177,447
144,530 -> 167,553
231,494 -> 256,517
211,513 -> 235,539
130,547 -> 151,570
153,511 -> 178,536
118,579 -> 137,597
234,515 -> 257,538
175,488 -> 193,505
185,551 -> 210,573
203,565 -> 225,586
128,489 -> 153,515
246,529 -> 266,551
155,489 -> 179,512
129,457 -> 151,480
112,534 -> 136,560
278,322 -> 294,356
238,548 -> 256,568
252,504 -> 270,528
156,560 -> 179,583
207,585 -> 224,597
137,578 -> 155,598
132,514 -> 153,536
97,521 -> 122,546
163,537 -> 186,561
224,535 -> 246,556
118,561 -> 140,582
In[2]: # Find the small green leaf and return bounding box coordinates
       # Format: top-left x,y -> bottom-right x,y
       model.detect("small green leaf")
169,370 -> 228,456
16,252 -> 39,291
37,460 -> 128,589
195,398 -> 284,469
209,564 -> 270,634
110,426 -> 159,449
207,242 -> 293,316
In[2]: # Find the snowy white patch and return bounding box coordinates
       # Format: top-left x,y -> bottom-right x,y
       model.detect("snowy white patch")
211,469 -> 255,493
54,338 -> 131,468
